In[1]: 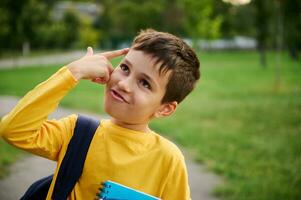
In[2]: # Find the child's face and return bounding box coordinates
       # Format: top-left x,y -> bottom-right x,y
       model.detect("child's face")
104,49 -> 173,126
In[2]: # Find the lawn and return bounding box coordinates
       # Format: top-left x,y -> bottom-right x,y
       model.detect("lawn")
0,51 -> 300,200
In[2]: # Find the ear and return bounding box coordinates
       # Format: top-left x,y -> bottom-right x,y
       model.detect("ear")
154,101 -> 177,118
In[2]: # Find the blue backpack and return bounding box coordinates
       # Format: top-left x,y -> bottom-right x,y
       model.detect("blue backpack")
20,115 -> 100,200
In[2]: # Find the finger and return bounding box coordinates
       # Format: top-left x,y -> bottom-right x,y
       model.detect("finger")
92,77 -> 107,84
85,46 -> 94,57
108,64 -> 114,74
100,48 -> 129,60
91,78 -> 104,84
102,71 -> 110,83
91,65 -> 112,84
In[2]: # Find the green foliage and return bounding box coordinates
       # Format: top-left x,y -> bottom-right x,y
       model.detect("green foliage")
283,0 -> 301,59
61,9 -> 81,48
34,9 -> 81,49
35,23 -> 68,48
0,0 -> 300,58
0,0 -> 89,51
97,0 -> 188,48
97,0 -> 223,48
0,0 -> 54,51
182,0 -> 223,40
98,0 -> 164,48
78,19 -> 100,48
213,0 -> 301,59
214,1 -> 256,38
20,1 -> 50,42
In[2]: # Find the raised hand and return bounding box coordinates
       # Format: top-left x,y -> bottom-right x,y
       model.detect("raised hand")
67,47 -> 129,84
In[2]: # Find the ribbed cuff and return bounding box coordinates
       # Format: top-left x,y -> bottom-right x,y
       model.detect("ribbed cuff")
59,66 -> 79,87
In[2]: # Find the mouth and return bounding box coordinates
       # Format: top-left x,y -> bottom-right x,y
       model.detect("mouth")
110,89 -> 129,103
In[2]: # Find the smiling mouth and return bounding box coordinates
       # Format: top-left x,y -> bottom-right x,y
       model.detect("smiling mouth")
110,89 -> 128,103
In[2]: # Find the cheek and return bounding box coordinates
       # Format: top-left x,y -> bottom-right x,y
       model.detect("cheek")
108,71 -> 119,86
134,93 -> 159,108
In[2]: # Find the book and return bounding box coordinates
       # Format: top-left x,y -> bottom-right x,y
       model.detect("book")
97,180 -> 161,200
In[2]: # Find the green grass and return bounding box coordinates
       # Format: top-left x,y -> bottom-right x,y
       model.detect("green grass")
0,57 -> 122,112
0,51 -> 300,200
0,138 -> 25,178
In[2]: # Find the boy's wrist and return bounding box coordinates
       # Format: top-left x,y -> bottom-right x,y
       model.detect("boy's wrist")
67,63 -> 83,81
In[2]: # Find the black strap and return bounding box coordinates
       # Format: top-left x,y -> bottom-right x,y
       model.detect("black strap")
52,115 -> 100,200
20,175 -> 53,200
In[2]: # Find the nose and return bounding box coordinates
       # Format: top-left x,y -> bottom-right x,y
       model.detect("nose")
117,77 -> 132,93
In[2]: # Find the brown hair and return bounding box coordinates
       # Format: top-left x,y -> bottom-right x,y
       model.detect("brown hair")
132,29 -> 200,103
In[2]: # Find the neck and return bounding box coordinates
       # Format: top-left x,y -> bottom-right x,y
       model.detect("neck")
110,118 -> 152,133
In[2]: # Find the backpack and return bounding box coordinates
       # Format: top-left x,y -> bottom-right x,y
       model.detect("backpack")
20,115 -> 100,200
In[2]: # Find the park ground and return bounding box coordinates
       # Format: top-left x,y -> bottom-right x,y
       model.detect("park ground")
0,50 -> 300,200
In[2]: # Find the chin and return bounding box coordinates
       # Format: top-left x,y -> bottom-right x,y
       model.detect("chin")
104,98 -> 126,121
104,103 -> 144,125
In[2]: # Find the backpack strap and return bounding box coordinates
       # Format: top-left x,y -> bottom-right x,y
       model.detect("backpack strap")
20,175 -> 53,200
52,115 -> 100,200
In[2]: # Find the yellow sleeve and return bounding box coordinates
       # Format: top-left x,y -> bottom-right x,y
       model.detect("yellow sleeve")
0,66 -> 78,160
161,157 -> 191,200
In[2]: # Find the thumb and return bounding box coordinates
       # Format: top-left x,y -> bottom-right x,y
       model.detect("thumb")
85,46 -> 93,57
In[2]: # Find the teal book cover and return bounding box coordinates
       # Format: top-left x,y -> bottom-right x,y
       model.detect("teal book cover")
97,180 -> 161,200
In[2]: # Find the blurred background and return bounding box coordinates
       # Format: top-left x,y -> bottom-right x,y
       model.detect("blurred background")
0,0 -> 300,200
0,0 -> 300,59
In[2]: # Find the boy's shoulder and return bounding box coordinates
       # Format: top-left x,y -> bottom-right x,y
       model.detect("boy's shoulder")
152,132 -> 185,162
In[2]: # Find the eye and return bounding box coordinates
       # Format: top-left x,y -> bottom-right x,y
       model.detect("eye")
139,79 -> 151,90
120,64 -> 129,74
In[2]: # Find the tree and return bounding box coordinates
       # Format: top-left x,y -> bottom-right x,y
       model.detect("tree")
160,0 -> 187,36
0,0 -> 28,50
96,0 -> 167,48
0,0 -> 55,53
253,0 -> 272,67
181,0 -> 223,49
213,0 -> 256,38
282,0 -> 301,60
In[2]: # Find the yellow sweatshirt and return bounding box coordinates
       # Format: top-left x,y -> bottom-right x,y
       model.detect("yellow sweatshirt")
0,67 -> 191,200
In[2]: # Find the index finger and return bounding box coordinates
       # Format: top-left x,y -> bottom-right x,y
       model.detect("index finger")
100,48 -> 130,60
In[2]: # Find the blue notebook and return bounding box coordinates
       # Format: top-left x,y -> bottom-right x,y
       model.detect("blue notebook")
97,180 -> 161,200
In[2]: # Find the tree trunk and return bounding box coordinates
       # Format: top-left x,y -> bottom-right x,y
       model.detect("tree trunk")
288,47 -> 299,61
259,46 -> 267,68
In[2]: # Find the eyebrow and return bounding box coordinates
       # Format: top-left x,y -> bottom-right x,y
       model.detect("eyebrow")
123,58 -> 133,67
123,58 -> 158,90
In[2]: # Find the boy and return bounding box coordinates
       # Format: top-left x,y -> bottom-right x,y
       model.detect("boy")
0,29 -> 200,199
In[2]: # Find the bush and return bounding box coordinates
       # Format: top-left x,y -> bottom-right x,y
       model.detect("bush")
77,20 -> 100,48
33,9 -> 80,49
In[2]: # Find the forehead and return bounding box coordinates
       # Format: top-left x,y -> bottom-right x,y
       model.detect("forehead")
124,49 -> 171,87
